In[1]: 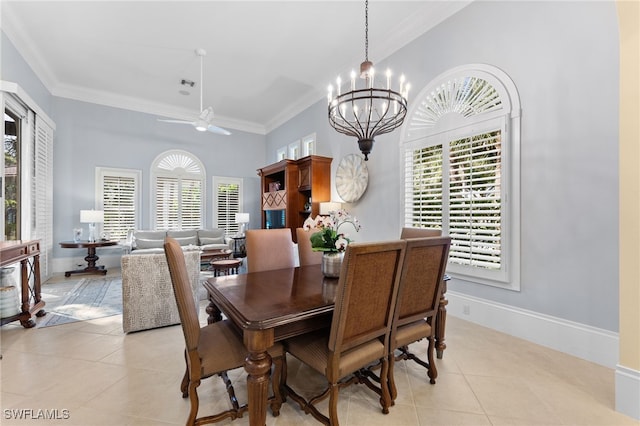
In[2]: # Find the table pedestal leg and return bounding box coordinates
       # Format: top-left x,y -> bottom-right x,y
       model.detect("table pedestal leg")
64,247 -> 107,277
244,329 -> 273,426
206,298 -> 223,324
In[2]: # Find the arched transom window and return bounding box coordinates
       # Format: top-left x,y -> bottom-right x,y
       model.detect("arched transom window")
402,64 -> 521,289
152,150 -> 205,230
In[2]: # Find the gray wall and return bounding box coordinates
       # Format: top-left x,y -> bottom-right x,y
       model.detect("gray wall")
51,97 -> 266,260
2,0 -> 620,333
267,1 -> 620,332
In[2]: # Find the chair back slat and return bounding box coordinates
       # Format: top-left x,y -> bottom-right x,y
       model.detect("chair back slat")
246,228 -> 296,272
394,237 -> 451,328
329,241 -> 406,353
164,237 -> 200,351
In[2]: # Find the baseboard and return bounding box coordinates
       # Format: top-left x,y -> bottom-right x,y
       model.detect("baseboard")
616,365 -> 640,420
446,291 -> 619,368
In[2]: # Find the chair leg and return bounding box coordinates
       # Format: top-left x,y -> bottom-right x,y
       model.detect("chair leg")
270,355 -> 284,416
379,358 -> 391,414
181,351 -> 189,398
388,353 -> 398,405
427,337 -> 438,384
186,378 -> 201,426
328,383 -> 340,426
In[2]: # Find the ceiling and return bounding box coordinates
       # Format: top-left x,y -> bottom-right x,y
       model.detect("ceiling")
2,1 -> 471,134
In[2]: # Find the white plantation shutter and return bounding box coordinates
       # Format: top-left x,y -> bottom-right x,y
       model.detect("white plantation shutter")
180,178 -> 203,230
155,176 -> 180,229
448,131 -> 502,270
152,151 -> 204,230
213,177 -> 242,237
402,65 -> 520,288
98,169 -> 139,241
404,144 -> 443,230
33,115 -> 53,279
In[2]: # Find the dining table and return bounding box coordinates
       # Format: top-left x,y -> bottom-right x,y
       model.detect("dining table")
204,264 -> 335,425
203,263 -> 450,426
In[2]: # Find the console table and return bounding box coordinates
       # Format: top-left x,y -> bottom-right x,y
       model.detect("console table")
0,240 -> 45,328
59,240 -> 118,277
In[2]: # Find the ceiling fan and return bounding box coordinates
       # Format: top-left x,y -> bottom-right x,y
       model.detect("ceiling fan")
158,48 -> 231,136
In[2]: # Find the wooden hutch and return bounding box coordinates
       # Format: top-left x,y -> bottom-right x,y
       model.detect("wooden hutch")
257,155 -> 332,242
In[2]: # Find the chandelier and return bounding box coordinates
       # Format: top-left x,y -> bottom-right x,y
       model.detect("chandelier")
327,0 -> 409,161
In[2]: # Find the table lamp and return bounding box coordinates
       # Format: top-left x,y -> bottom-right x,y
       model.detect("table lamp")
234,213 -> 250,237
319,202 -> 342,216
80,209 -> 104,242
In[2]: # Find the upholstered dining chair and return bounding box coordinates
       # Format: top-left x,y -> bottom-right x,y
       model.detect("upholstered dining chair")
164,237 -> 285,425
245,228 -> 296,273
296,227 -> 323,266
399,226 -> 442,239
388,236 -> 450,404
282,240 -> 407,426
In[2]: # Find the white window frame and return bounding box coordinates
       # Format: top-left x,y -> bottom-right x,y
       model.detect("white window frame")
151,150 -> 205,230
400,64 -> 521,290
95,167 -> 141,241
301,133 -> 316,157
212,176 -> 244,237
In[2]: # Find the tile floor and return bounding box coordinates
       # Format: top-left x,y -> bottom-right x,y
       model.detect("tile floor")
0,271 -> 637,426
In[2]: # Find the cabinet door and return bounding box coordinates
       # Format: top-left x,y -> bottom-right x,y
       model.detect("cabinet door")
298,164 -> 311,190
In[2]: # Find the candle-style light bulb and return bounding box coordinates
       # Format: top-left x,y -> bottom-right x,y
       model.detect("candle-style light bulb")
386,69 -> 391,90
327,84 -> 333,104
350,70 -> 356,90
336,76 -> 342,96
399,74 -> 406,94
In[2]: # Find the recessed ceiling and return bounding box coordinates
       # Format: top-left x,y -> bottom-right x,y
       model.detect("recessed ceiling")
2,1 -> 471,134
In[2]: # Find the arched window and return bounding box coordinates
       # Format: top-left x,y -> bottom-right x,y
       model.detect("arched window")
152,150 -> 205,230
401,64 -> 521,289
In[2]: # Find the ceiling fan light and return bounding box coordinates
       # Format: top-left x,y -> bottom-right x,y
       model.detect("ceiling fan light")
194,120 -> 208,132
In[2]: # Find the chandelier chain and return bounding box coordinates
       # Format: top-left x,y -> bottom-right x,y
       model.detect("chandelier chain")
364,0 -> 369,62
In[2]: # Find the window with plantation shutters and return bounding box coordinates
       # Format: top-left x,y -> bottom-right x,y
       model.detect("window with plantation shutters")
402,64 -> 520,289
97,168 -> 140,241
213,177 -> 243,237
152,150 -> 204,230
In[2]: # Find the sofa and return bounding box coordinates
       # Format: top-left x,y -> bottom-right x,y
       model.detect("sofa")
121,250 -> 201,333
126,228 -> 231,255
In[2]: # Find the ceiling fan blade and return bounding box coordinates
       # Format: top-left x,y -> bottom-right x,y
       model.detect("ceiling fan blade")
206,124 -> 231,136
158,118 -> 195,125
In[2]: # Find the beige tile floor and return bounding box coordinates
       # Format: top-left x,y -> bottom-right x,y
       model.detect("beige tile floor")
1,271 -> 637,426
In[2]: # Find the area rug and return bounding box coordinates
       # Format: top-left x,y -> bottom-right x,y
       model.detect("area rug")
37,277 -> 122,328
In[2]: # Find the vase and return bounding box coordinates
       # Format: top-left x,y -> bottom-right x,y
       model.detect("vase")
321,252 -> 344,278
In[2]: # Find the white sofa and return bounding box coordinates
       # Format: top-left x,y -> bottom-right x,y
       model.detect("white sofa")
125,229 -> 231,255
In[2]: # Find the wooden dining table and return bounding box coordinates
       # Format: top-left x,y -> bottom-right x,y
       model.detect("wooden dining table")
203,264 -> 450,426
204,264 -> 335,426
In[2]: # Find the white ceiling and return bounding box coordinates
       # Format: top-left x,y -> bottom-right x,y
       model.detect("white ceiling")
1,1 -> 470,134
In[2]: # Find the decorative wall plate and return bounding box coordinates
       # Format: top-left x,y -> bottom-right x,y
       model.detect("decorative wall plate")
335,154 -> 369,203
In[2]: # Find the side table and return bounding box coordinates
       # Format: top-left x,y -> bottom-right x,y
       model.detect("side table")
211,259 -> 242,276
59,240 -> 118,277
230,236 -> 246,258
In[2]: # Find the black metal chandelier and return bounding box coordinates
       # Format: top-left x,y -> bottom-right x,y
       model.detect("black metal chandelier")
327,0 -> 409,161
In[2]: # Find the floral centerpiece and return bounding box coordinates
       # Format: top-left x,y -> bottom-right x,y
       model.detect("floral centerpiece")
303,209 -> 361,277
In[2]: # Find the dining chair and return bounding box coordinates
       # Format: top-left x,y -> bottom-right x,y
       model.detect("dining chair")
296,227 -> 323,266
245,228 -> 296,272
282,240 -> 407,426
399,226 -> 442,239
164,237 -> 285,425
388,236 -> 450,404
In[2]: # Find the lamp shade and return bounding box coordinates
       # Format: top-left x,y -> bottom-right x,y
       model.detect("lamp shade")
320,202 -> 342,215
234,213 -> 250,224
80,210 -> 104,223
